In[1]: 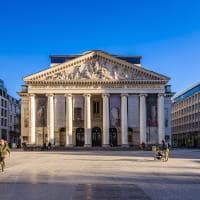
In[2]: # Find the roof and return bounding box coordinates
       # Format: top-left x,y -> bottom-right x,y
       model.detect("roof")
172,82 -> 200,103
50,50 -> 142,65
24,50 -> 170,83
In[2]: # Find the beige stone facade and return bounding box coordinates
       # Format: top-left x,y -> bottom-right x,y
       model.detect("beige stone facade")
19,50 -> 173,147
172,83 -> 200,147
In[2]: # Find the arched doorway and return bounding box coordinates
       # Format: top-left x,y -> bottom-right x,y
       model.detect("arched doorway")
60,128 -> 66,146
76,128 -> 84,146
92,127 -> 102,147
109,128 -> 118,147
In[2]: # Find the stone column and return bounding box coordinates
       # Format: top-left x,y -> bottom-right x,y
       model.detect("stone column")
84,94 -> 91,147
121,94 -> 128,147
65,94 -> 73,146
47,94 -> 55,144
140,94 -> 147,144
30,94 -> 36,144
158,93 -> 165,144
102,94 -> 110,147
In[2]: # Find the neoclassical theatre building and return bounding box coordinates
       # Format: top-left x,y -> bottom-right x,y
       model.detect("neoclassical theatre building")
19,50 -> 173,147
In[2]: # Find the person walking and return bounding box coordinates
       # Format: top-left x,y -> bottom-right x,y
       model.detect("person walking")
48,142 -> 52,150
161,140 -> 169,162
0,139 -> 10,172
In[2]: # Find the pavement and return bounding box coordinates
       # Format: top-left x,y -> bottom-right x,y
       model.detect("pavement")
0,149 -> 200,200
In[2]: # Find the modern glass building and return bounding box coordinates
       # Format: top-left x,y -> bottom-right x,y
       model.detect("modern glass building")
172,82 -> 200,148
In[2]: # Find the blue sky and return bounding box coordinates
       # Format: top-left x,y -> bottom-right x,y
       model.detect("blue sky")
0,0 -> 200,98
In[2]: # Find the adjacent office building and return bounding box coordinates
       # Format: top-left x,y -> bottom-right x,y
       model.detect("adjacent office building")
0,79 -> 20,144
172,82 -> 200,148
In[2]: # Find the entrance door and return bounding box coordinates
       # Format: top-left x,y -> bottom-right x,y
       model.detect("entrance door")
109,128 -> 118,147
92,127 -> 102,147
76,128 -> 84,146
60,128 -> 66,146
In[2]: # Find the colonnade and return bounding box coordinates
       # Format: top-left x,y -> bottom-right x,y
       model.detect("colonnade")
29,93 -> 165,146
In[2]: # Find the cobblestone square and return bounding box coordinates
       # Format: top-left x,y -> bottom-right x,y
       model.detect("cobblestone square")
0,149 -> 200,200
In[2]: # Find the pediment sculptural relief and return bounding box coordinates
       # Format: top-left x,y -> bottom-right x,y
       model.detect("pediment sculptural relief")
45,58 -> 147,81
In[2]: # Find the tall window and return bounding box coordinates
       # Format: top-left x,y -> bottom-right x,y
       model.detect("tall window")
165,108 -> 169,128
93,101 -> 100,114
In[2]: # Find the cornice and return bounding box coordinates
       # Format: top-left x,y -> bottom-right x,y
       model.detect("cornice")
26,79 -> 167,86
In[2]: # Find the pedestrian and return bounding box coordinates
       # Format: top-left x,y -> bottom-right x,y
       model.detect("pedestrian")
0,139 -> 10,172
161,140 -> 167,150
48,142 -> 52,150
140,142 -> 145,150
161,140 -> 169,162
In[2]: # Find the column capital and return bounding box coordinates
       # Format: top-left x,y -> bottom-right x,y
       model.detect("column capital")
29,93 -> 36,97
121,93 -> 129,97
83,94 -> 91,97
158,93 -> 165,97
102,93 -> 110,98
64,93 -> 73,98
46,93 -> 54,97
139,93 -> 148,97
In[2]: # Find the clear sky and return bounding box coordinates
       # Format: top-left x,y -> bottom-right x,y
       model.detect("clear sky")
0,0 -> 200,98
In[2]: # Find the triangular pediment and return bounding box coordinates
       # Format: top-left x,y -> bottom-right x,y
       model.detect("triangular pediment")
24,51 -> 169,84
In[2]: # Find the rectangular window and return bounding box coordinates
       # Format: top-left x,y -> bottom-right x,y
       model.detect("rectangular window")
93,101 -> 100,114
74,107 -> 82,120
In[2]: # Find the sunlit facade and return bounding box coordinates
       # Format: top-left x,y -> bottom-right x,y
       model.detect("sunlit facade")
19,50 -> 173,147
172,82 -> 200,148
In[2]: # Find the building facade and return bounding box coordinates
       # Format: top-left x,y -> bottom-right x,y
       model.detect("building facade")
19,50 -> 173,147
172,82 -> 200,148
0,79 -> 20,144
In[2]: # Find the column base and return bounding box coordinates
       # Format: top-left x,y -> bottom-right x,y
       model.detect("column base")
84,144 -> 92,147
121,144 -> 129,148
65,144 -> 73,147
102,144 -> 110,148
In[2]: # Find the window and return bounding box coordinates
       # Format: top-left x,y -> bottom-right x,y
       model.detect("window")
74,107 -> 82,120
93,101 -> 100,114
165,108 -> 169,127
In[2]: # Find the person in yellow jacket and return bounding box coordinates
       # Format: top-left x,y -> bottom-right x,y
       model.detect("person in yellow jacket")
0,139 -> 10,172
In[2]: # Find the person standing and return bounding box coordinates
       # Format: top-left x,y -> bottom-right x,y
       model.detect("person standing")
0,139 -> 10,172
161,140 -> 169,162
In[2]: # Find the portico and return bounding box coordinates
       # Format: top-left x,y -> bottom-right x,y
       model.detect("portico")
19,50 -> 172,147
